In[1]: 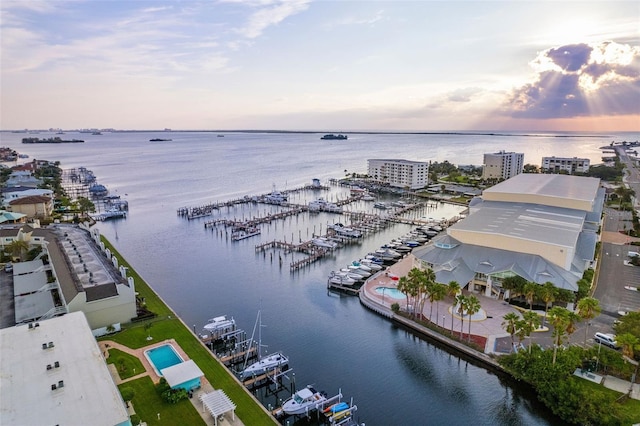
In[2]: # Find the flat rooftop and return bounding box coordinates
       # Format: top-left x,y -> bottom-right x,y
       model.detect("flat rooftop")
0,312 -> 129,425
450,200 -> 586,248
482,174 -> 600,212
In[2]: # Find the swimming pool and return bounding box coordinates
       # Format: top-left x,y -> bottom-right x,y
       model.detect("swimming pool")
375,287 -> 406,299
144,344 -> 184,376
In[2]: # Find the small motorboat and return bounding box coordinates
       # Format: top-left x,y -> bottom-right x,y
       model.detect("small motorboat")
358,259 -> 383,271
328,272 -> 357,285
203,315 -> 235,333
282,385 -> 327,415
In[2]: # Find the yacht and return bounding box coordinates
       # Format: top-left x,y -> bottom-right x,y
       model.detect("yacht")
264,190 -> 288,205
203,315 -> 236,338
241,352 -> 288,379
281,385 -> 327,415
374,201 -> 388,209
311,237 -> 338,249
328,271 -> 357,286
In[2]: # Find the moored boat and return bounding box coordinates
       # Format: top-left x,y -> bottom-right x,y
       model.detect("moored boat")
281,385 -> 328,415
241,352 -> 288,379
320,134 -> 347,140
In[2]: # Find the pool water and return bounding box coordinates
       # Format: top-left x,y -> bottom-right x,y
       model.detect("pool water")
145,344 -> 183,375
375,287 -> 406,299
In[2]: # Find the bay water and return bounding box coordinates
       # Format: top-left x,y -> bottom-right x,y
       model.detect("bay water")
3,130 -> 637,425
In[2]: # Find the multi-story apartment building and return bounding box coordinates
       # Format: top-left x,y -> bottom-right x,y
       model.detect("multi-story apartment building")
541,156 -> 590,174
481,151 -> 524,180
367,159 -> 429,190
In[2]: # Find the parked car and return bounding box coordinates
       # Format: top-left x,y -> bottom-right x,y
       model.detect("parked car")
594,332 -> 619,349
628,251 -> 640,258
4,262 -> 13,273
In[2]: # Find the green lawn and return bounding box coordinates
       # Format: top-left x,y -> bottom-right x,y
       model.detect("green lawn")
578,378 -> 640,424
106,348 -> 145,380
119,377 -> 206,426
100,237 -> 276,425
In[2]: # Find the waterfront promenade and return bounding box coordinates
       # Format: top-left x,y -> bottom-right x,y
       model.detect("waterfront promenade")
359,255 -> 640,400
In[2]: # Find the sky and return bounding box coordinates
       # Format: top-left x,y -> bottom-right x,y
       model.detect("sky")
1,1 -> 638,132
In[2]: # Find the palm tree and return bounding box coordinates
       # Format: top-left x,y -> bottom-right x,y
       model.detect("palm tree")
522,311 -> 541,353
523,282 -> 539,311
447,281 -> 460,333
501,275 -> 527,300
539,282 -> 557,326
548,306 -> 570,364
616,333 -> 640,359
431,283 -> 447,327
502,312 -> 520,352
456,294 -> 467,340
465,295 -> 481,343
576,297 -> 602,345
6,240 -> 29,262
423,267 -> 437,319
397,276 -> 411,315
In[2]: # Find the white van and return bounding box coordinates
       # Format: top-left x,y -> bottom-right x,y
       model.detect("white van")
628,251 -> 640,258
594,332 -> 619,349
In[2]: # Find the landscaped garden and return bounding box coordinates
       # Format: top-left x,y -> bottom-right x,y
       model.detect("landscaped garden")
99,237 -> 276,426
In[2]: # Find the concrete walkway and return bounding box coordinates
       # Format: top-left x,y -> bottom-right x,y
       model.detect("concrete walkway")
101,339 -> 244,426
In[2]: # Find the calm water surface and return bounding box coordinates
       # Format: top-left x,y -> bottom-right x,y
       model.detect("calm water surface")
4,130 -> 636,425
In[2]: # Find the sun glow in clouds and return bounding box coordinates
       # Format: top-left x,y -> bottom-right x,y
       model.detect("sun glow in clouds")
507,41 -> 640,119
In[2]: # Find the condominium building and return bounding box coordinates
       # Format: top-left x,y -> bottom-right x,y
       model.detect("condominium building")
1,223 -> 137,332
481,151 -> 524,180
367,159 -> 429,190
541,156 -> 590,174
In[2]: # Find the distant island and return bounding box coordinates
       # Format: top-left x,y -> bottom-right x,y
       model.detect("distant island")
321,134 -> 348,140
22,137 -> 84,144
149,138 -> 172,142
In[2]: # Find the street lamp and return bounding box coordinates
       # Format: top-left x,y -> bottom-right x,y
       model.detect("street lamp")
623,355 -> 639,396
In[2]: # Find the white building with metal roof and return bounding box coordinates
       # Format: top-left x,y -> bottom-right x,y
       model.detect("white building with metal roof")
0,312 -> 131,426
412,173 -> 604,297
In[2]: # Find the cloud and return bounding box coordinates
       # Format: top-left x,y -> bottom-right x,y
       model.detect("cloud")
505,41 -> 640,118
447,87 -> 483,103
235,0 -> 310,39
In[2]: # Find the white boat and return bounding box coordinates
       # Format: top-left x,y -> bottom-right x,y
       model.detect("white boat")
240,311 -> 288,379
361,193 -> 375,201
358,259 -> 383,271
350,261 -> 371,271
203,315 -> 236,336
345,265 -> 371,277
373,201 -> 388,209
241,352 -> 288,379
311,237 -> 338,249
308,198 -> 342,213
328,271 -> 357,285
375,248 -> 402,259
282,385 -> 327,415
264,191 -> 287,204
339,268 -> 366,280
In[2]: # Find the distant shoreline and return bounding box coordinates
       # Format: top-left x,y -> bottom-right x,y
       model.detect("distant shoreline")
1,129 -> 619,138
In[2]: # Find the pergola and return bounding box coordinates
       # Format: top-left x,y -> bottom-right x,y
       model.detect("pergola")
200,390 -> 236,426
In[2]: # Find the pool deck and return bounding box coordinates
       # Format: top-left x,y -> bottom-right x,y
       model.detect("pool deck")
100,339 -> 244,426
360,255 -> 640,400
361,255 -> 522,354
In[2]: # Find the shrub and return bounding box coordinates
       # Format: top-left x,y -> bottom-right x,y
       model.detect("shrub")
391,303 -> 400,313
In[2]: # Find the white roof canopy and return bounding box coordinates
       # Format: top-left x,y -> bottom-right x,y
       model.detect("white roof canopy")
162,359 -> 203,388
201,390 -> 236,426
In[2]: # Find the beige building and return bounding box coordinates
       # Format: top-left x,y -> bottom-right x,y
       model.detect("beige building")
9,195 -> 54,219
481,151 -> 524,180
541,156 -> 590,174
413,174 -> 604,297
2,224 -> 137,331
368,159 -> 429,189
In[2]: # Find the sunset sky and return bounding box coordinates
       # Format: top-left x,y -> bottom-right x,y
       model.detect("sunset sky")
1,1 -> 638,132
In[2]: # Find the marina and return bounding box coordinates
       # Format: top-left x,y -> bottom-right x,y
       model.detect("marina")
3,130 -> 599,425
